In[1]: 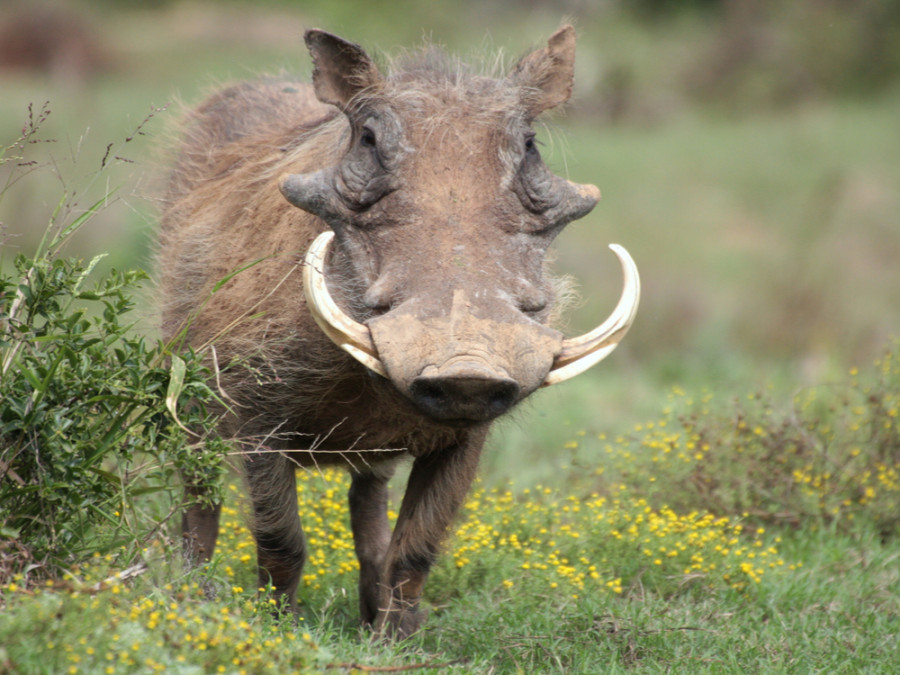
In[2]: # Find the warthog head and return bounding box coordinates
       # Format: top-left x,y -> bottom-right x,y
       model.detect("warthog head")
280,26 -> 639,426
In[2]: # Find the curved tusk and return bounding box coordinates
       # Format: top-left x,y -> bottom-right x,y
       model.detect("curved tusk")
542,243 -> 640,387
303,230 -> 388,377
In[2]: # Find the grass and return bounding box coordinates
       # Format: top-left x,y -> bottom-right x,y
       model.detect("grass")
2,454 -> 897,672
2,1 -> 900,673
3,344 -> 899,672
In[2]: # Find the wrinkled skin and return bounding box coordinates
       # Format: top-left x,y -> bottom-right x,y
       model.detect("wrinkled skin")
160,25 -> 620,639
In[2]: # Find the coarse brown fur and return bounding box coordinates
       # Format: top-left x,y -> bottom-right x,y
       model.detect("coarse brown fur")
158,25 -> 597,638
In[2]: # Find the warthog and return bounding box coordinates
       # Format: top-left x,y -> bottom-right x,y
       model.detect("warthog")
158,25 -> 639,638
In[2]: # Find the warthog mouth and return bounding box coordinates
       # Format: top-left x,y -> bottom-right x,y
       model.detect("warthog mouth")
301,230 -> 640,390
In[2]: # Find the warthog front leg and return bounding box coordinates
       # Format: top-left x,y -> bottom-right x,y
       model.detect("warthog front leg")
374,429 -> 487,639
244,449 -> 306,612
348,464 -> 397,626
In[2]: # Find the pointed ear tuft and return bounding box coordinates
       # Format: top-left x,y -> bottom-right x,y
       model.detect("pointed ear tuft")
304,29 -> 383,111
512,25 -> 577,119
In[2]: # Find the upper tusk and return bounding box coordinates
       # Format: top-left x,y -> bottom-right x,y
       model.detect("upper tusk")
303,230 -> 388,377
542,243 -> 640,387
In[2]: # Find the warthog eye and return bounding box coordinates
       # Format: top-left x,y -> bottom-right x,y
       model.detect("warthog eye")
514,132 -> 561,218
331,119 -> 399,213
360,126 -> 377,148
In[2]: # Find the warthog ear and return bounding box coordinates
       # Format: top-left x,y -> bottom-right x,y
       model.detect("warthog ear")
305,29 -> 383,111
512,24 -> 577,119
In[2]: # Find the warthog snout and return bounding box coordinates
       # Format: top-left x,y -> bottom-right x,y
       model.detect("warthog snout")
409,362 -> 521,423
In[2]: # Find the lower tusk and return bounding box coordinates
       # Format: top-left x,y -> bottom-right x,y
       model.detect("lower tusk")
303,231 -> 388,377
542,243 -> 640,387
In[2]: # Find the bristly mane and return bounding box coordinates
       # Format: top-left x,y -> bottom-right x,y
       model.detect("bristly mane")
351,42 -> 529,126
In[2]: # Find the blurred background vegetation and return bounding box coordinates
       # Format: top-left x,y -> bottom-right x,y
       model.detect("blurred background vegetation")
2,0 -> 899,480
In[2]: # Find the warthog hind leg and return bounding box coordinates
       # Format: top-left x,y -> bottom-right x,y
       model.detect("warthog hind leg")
182,485 -> 222,564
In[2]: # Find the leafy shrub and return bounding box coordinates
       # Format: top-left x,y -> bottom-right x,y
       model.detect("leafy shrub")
0,104 -> 228,579
583,340 -> 900,537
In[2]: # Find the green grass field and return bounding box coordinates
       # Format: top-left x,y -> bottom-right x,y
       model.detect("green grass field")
2,1 -> 900,673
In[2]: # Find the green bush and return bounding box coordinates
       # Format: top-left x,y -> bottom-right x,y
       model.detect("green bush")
582,339 -> 900,537
0,104 -> 228,579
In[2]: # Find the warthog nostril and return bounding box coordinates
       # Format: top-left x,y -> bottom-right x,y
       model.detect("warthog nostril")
409,375 -> 520,423
412,380 -> 450,410
489,386 -> 517,412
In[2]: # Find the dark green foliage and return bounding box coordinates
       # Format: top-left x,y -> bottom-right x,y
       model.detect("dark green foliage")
0,106 -> 228,576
